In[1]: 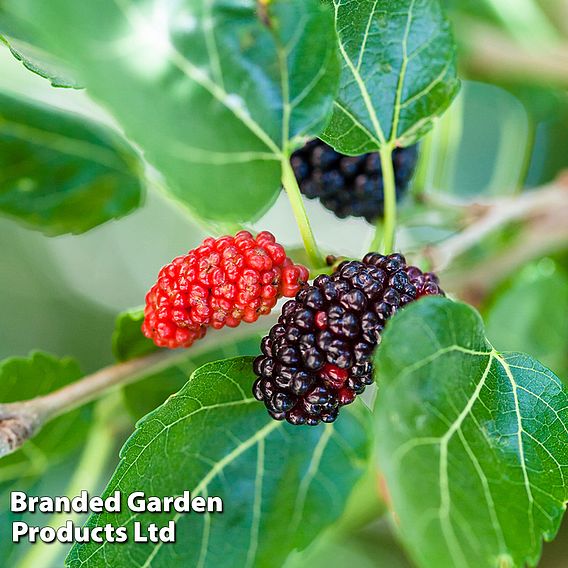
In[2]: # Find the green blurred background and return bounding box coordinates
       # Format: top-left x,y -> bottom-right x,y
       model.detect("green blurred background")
1,0 -> 568,565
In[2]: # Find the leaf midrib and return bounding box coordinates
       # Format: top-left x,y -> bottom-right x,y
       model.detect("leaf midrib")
390,0 -> 416,144
495,352 -> 536,550
334,0 -> 450,147
334,0 -> 386,146
0,118 -> 127,171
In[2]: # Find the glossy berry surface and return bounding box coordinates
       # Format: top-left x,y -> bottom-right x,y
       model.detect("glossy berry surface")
253,253 -> 443,425
291,139 -> 418,223
143,231 -> 308,349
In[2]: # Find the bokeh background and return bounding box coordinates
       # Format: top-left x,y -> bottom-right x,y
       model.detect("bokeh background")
1,0 -> 568,566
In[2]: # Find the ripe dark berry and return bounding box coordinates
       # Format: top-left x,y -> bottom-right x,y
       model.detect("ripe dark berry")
253,253 -> 444,425
143,231 -> 308,349
291,139 -> 418,223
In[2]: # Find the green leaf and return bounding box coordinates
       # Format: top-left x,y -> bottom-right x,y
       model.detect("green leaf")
375,297 -> 568,568
0,92 -> 143,235
112,307 -> 157,363
67,357 -> 372,568
485,265 -> 568,378
5,0 -> 339,223
287,519 -> 413,568
0,352 -> 91,478
0,34 -> 80,88
323,0 -> 460,153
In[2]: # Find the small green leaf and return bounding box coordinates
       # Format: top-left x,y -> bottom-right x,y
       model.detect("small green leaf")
0,352 -> 91,477
0,34 -> 81,88
323,0 -> 460,153
5,0 -> 339,223
112,307 -> 156,363
0,92 -> 143,235
67,357 -> 372,568
375,297 -> 568,568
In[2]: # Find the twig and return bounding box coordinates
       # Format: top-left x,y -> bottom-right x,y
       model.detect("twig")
0,314 -> 277,459
458,20 -> 568,87
424,175 -> 568,272
445,203 -> 568,303
2,179 -> 568,458
0,350 -> 183,458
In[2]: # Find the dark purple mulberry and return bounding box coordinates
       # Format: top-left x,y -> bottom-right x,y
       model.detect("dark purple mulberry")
291,140 -> 418,223
253,253 -> 443,425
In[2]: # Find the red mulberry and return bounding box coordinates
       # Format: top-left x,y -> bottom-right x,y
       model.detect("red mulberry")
143,231 -> 309,349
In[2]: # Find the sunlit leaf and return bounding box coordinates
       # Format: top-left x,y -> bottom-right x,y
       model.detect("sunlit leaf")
0,34 -> 80,88
4,0 -> 339,223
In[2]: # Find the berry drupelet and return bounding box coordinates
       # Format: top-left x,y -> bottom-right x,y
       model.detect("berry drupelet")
143,231 -> 308,349
253,253 -> 443,425
291,139 -> 418,223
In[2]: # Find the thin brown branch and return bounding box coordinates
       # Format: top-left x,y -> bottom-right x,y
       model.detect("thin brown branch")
445,204 -> 568,304
2,178 -> 568,458
0,350 -> 184,458
458,20 -> 568,87
0,411 -> 43,459
424,175 -> 568,273
0,314 -> 277,459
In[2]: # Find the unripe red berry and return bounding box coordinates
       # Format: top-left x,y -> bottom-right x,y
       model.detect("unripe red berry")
143,231 -> 308,349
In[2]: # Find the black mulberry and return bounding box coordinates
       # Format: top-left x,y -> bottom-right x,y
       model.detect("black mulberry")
291,139 -> 418,223
253,253 -> 443,425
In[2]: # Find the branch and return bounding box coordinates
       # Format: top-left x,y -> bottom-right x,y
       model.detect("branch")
2,179 -> 567,458
0,315 -> 277,459
446,205 -> 568,304
0,349 -> 183,458
458,20 -> 568,88
422,174 -> 568,302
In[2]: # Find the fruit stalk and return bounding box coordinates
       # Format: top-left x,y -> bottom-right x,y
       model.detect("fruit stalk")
373,145 -> 398,254
281,157 -> 325,269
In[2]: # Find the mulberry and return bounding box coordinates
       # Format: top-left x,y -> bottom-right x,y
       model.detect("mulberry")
253,253 -> 443,425
143,231 -> 308,349
291,139 -> 418,223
